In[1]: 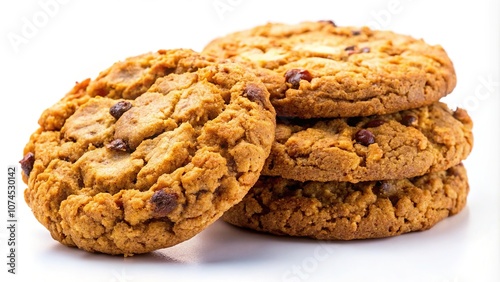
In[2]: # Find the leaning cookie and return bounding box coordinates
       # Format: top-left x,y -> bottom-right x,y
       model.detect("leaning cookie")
20,49 -> 276,256
203,21 -> 456,118
262,102 -> 472,182
223,164 -> 468,240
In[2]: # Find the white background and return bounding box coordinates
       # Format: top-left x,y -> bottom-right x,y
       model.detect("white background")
1,0 -> 499,281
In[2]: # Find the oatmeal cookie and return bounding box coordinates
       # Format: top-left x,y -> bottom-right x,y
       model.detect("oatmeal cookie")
203,21 -> 456,118
262,102 -> 472,182
223,164 -> 469,240
21,49 -> 276,256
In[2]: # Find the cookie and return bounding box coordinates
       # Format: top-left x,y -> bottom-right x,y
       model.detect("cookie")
262,102 -> 473,182
21,49 -> 276,256
223,164 -> 469,240
203,21 -> 456,118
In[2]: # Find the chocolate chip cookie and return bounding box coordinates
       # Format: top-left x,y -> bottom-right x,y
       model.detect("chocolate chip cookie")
203,21 -> 456,118
223,164 -> 469,240
21,49 -> 276,256
262,102 -> 473,182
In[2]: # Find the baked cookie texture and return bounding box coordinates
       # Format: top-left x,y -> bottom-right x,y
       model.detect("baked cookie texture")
223,164 -> 468,240
262,102 -> 473,182
203,21 -> 456,118
21,49 -> 276,256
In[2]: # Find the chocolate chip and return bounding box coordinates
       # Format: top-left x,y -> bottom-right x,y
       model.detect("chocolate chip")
388,195 -> 400,206
401,115 -> 417,126
285,69 -> 313,89
106,139 -> 129,152
109,101 -> 132,119
19,152 -> 35,177
346,117 -> 362,127
150,190 -> 178,217
318,20 -> 337,27
373,182 -> 399,205
352,30 -> 361,36
364,119 -> 385,128
354,129 -> 375,146
345,46 -> 370,55
243,83 -> 268,109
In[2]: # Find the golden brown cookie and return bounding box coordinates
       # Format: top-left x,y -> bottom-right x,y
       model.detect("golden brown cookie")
262,102 -> 473,182
21,49 -> 276,256
223,164 -> 469,240
203,21 -> 456,118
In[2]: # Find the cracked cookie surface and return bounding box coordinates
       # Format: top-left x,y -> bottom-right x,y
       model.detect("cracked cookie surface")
21,49 -> 276,256
262,102 -> 472,182
223,164 -> 468,240
203,21 -> 456,118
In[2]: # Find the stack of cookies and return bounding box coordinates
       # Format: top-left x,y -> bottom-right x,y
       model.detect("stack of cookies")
203,21 -> 473,240
20,21 -> 473,257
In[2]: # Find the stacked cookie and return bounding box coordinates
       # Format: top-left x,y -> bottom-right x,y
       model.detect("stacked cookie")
203,21 -> 473,239
20,21 -> 473,257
